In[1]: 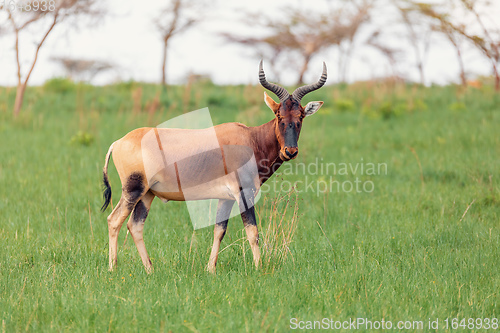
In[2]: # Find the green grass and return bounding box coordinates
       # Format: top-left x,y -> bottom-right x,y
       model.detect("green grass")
0,81 -> 499,332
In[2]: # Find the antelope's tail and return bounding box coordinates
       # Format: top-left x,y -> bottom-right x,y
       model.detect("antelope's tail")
101,142 -> 115,212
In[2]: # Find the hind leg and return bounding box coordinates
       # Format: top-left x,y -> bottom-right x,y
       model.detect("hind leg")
127,191 -> 155,273
108,172 -> 147,271
108,197 -> 134,271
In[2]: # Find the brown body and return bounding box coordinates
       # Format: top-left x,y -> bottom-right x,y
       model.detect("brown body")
102,61 -> 326,273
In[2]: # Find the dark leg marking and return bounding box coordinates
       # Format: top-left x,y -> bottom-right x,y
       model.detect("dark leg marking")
241,206 -> 259,249
215,220 -> 228,235
241,206 -> 257,227
124,172 -> 145,209
239,189 -> 255,225
239,187 -> 249,211
132,200 -> 148,224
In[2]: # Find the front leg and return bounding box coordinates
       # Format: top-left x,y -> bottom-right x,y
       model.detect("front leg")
207,199 -> 235,274
238,190 -> 261,269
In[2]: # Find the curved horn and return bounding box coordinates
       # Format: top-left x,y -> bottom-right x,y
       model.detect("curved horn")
259,60 -> 289,102
292,62 -> 327,103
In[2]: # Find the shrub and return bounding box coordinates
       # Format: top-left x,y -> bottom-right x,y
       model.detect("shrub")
334,99 -> 355,112
449,102 -> 467,112
69,131 -> 94,146
43,77 -> 75,94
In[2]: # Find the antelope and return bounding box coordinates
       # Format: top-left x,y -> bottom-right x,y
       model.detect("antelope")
101,61 -> 327,273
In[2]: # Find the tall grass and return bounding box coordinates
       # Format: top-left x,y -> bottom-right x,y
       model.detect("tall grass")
257,189 -> 300,272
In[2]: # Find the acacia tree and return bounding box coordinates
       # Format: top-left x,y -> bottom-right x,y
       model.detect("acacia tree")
394,1 -> 432,85
433,19 -> 468,87
407,2 -> 468,86
222,1 -> 372,85
407,0 -> 499,90
367,31 -> 404,80
221,33 -> 287,82
455,0 -> 499,90
1,0 -> 104,116
334,3 -> 372,83
51,56 -> 114,82
155,0 -> 203,87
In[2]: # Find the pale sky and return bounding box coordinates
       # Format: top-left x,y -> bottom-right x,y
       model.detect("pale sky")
0,0 -> 498,87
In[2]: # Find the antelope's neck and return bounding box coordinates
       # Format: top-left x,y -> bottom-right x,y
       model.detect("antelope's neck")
250,118 -> 283,184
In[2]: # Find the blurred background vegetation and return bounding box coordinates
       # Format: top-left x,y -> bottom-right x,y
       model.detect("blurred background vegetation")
1,0 -> 500,116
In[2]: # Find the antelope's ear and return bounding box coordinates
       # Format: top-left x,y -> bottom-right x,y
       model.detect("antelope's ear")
264,92 -> 280,114
304,101 -> 324,116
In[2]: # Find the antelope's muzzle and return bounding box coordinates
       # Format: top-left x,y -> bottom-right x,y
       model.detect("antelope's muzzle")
284,147 -> 298,159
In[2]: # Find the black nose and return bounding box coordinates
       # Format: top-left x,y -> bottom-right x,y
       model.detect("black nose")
285,147 -> 298,158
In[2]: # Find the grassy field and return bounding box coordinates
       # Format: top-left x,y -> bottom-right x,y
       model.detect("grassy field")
0,79 -> 499,332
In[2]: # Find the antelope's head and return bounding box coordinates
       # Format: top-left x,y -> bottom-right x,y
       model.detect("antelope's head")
259,61 -> 326,161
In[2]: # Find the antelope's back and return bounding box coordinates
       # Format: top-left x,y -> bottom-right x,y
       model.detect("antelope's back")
137,125 -> 259,201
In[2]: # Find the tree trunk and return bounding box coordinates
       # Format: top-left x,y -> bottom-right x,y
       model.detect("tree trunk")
297,54 -> 311,86
14,83 -> 27,116
338,47 -> 345,83
417,62 -> 425,86
161,40 -> 168,87
455,45 -> 467,87
458,61 -> 467,88
493,62 -> 500,92
495,71 -> 500,92
449,36 -> 466,87
341,41 -> 355,83
12,15 -> 58,116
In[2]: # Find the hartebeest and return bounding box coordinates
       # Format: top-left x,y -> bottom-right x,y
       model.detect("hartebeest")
101,61 -> 327,273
